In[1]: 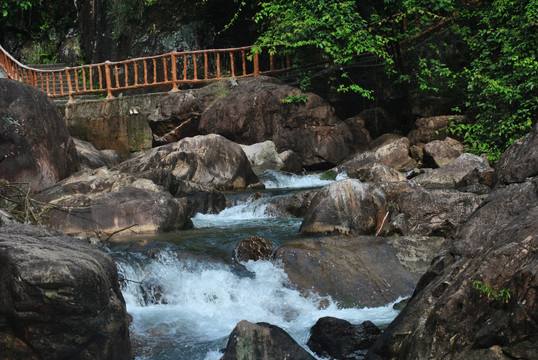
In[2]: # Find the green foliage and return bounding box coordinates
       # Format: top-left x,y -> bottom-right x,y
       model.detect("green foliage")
319,170 -> 337,181
253,0 -> 393,97
281,94 -> 308,104
472,280 -> 513,305
401,0 -> 538,162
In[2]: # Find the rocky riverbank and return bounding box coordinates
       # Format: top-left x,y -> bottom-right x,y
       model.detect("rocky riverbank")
1,77 -> 536,359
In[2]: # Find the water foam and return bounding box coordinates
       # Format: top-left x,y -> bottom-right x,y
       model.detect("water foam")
116,250 -> 400,360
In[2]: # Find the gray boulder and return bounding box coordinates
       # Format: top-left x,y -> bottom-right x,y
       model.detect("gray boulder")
241,140 -> 285,175
0,224 -> 131,359
115,134 -> 261,191
423,137 -> 465,168
299,179 -> 388,236
74,138 -> 122,169
34,168 -> 193,236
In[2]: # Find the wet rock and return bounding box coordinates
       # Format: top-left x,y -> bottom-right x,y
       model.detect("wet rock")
232,235 -> 273,262
115,134 -> 260,191
220,320 -> 316,360
199,76 -> 353,169
413,153 -> 492,189
140,277 -> 167,305
423,137 -> 465,167
0,224 -> 131,359
240,140 -> 285,176
299,179 -> 388,236
267,189 -> 318,218
34,168 -> 193,236
366,160 -> 538,359
274,236 -> 418,308
407,115 -> 464,145
397,186 -> 484,237
307,317 -> 381,359
337,137 -> 416,176
0,79 -> 79,192
493,122 -> 538,188
74,138 -> 121,169
279,149 -> 303,174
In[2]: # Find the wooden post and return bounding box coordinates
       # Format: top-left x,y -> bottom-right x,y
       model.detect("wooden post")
105,61 -> 114,99
66,68 -> 75,103
170,53 -> 178,92
254,52 -> 260,76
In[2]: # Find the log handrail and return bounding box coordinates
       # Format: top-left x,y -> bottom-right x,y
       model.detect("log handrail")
0,45 -> 293,102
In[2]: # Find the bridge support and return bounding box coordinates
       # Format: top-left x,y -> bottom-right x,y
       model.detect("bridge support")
58,93 -> 167,156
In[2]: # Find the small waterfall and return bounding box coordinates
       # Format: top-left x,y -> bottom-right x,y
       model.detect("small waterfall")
110,170 -> 399,359
114,250 -> 400,360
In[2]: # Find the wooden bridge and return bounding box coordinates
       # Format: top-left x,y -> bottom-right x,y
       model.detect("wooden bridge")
0,11 -> 449,103
0,45 -> 294,103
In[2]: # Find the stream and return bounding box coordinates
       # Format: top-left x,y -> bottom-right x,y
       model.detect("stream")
106,171 -> 401,360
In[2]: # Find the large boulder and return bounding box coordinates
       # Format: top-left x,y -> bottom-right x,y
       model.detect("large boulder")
220,320 -> 316,360
198,77 -> 353,169
148,79 -> 237,145
307,317 -> 381,360
407,115 -> 464,145
423,137 -> 465,168
299,179 -> 388,236
396,186 -> 484,237
274,236 -> 419,307
115,134 -> 260,191
412,153 -> 492,189
366,132 -> 538,359
336,137 -> 416,176
0,79 -> 79,192
34,168 -> 193,236
0,224 -> 131,359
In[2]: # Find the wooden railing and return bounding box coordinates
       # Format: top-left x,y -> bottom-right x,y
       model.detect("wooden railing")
0,12 -> 450,103
0,45 -> 292,102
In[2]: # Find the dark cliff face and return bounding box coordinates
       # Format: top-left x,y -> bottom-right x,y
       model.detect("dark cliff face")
76,0 -> 216,63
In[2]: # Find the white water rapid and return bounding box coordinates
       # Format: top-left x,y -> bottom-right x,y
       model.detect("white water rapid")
109,170 -> 400,360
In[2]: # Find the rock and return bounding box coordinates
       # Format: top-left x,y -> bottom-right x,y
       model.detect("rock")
397,186 -> 484,237
74,138 -> 121,169
423,137 -> 465,167
34,168 -> 193,236
279,149 -> 303,173
115,134 -> 260,191
355,163 -> 407,184
407,115 -> 464,145
232,235 -> 273,262
413,153 -> 492,189
386,236 -> 446,276
173,179 -> 227,215
220,320 -> 316,360
0,224 -> 131,359
455,167 -> 494,195
148,80 -> 237,144
267,189 -> 319,218
369,133 -> 404,150
357,107 -> 394,139
299,179 -> 388,236
337,137 -> 417,176
307,317 -> 381,359
493,122 -> 538,188
366,181 -> 538,357
0,79 -> 79,192
199,76 -> 353,169
274,236 -> 419,307
343,115 -> 371,151
240,140 -> 285,175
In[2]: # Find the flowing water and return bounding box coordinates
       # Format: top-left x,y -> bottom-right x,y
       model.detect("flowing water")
106,171 -> 401,360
